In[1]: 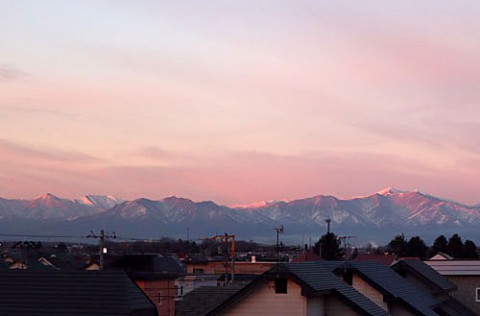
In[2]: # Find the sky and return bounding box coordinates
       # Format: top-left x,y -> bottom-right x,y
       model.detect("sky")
1,1 -> 480,206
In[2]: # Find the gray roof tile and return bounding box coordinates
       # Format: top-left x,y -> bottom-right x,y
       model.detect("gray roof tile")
391,259 -> 457,292
0,270 -> 157,316
340,262 -> 440,316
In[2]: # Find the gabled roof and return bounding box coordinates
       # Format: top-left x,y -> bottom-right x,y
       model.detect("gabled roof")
430,252 -> 454,260
0,270 -> 157,316
391,259 -> 456,293
335,262 -> 440,316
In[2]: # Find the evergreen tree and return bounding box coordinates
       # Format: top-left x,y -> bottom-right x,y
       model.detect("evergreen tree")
314,232 -> 342,260
429,235 -> 448,257
464,240 -> 479,258
387,234 -> 408,257
405,236 -> 428,258
447,234 -> 465,258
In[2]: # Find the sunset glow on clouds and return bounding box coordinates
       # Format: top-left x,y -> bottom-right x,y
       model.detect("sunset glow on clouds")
1,1 -> 480,205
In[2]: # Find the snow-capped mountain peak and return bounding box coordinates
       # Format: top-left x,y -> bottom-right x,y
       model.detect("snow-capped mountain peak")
376,187 -> 407,196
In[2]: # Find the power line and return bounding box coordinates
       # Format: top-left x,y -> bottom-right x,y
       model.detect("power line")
0,233 -> 86,239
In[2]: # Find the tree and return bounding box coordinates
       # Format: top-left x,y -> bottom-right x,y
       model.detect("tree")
447,234 -> 465,258
429,235 -> 448,257
314,232 -> 342,260
387,234 -> 408,257
464,240 -> 479,258
405,236 -> 428,258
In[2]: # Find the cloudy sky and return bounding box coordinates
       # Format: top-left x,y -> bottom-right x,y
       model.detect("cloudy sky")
1,1 -> 480,205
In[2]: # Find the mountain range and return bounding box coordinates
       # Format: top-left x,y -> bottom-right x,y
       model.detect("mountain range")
0,188 -> 479,245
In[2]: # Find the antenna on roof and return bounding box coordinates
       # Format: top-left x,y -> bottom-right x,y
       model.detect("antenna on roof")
325,219 -> 331,234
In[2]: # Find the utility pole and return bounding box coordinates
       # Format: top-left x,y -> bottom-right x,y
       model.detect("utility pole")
87,229 -> 116,269
275,225 -> 284,263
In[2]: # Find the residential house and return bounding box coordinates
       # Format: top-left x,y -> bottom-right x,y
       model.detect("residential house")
177,262 -> 389,316
177,261 -> 473,316
425,258 -> 480,315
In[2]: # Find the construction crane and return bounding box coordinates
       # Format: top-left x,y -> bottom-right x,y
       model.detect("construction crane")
209,233 -> 236,283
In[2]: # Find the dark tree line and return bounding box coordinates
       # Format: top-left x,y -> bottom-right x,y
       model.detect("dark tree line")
387,233 -> 479,259
313,231 -> 479,261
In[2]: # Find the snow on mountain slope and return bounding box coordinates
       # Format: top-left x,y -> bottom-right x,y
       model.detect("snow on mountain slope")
20,193 -> 101,220
77,195 -> 123,210
389,191 -> 480,225
1,188 -> 480,243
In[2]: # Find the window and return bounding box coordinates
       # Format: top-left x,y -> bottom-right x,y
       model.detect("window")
275,278 -> 288,294
476,288 -> 480,302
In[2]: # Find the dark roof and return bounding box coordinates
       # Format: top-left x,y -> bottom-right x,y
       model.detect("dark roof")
47,253 -> 86,270
336,262 -> 439,316
108,254 -> 185,276
391,259 -> 457,293
0,270 -> 157,316
176,286 -> 243,316
434,297 -> 477,316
